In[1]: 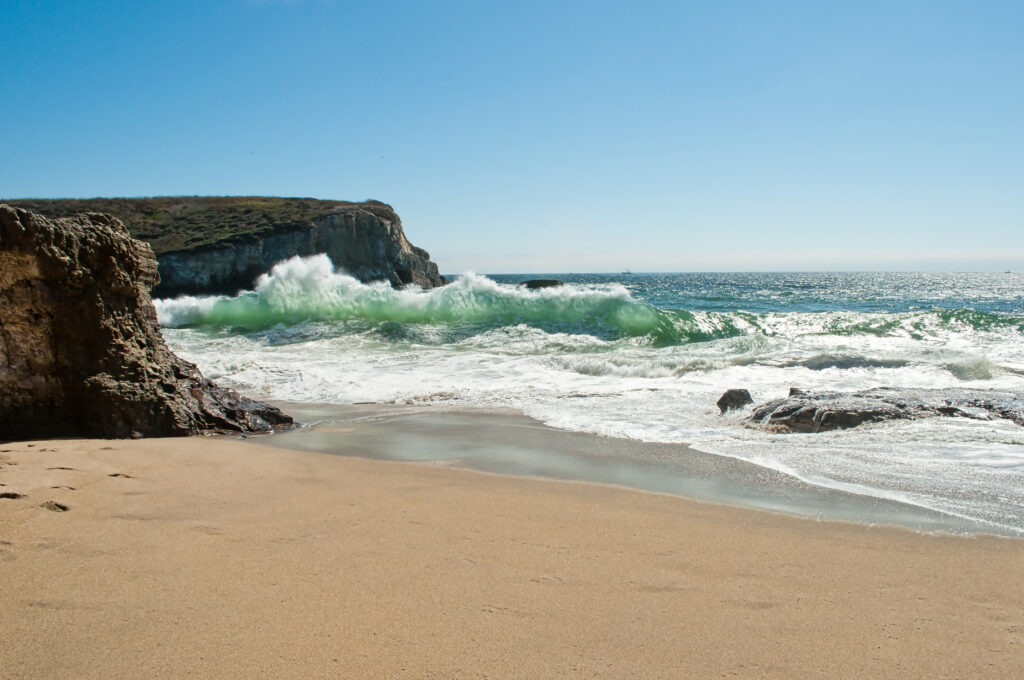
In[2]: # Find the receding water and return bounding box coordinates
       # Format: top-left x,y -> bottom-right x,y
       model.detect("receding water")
263,403 -> 1000,536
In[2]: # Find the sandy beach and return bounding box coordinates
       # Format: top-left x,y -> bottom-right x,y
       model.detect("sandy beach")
1,434 -> 1022,679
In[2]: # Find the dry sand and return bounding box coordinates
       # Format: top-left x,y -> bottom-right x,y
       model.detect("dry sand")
0,436 -> 1021,679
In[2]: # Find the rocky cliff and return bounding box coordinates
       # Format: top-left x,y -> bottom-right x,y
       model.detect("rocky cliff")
154,204 -> 445,297
4,197 -> 446,297
0,205 -> 292,440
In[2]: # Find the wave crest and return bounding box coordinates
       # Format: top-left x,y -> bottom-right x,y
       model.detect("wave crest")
155,255 -> 1024,348
155,254 -> 663,339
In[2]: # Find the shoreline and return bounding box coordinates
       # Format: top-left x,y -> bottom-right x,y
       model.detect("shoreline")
263,401 -> 1016,538
2,434 -> 1022,678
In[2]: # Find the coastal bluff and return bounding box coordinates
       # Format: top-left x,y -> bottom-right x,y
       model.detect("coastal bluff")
5,197 -> 447,297
0,205 -> 292,439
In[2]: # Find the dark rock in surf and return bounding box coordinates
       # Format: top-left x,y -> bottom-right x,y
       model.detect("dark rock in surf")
0,204 -> 292,440
747,387 -> 1024,433
521,279 -> 563,289
717,389 -> 753,413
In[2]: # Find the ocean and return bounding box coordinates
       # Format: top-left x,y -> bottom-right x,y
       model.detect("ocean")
155,255 -> 1024,536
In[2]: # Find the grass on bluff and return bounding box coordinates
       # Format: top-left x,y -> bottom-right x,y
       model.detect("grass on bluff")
2,196 -> 396,254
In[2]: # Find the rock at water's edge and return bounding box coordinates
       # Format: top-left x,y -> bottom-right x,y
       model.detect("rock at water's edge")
717,389 -> 753,413
0,205 -> 292,440
746,387 -> 1024,433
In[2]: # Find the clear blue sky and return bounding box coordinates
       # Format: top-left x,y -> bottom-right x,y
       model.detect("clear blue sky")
2,0 -> 1022,272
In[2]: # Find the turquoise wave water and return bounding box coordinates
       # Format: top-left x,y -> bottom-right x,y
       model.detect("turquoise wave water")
155,255 -> 1024,348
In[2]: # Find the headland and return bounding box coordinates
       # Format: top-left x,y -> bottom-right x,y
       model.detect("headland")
3,197 -> 446,295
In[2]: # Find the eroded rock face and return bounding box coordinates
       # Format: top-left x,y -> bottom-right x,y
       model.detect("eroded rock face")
154,205 -> 446,297
747,387 -> 1024,433
0,205 -> 292,440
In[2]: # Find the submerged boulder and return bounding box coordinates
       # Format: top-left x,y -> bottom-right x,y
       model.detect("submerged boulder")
747,387 -> 1024,433
0,205 -> 292,440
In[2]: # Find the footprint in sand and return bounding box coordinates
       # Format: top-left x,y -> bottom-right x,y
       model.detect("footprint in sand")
529,575 -> 564,584
47,466 -> 75,471
191,525 -> 224,536
50,486 -> 76,491
108,473 -> 133,478
39,501 -> 69,512
1,492 -> 26,500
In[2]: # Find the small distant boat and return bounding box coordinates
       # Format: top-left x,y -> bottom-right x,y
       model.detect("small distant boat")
621,269 -> 631,275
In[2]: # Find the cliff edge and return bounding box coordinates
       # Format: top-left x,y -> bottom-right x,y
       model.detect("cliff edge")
4,197 -> 447,297
0,204 -> 292,440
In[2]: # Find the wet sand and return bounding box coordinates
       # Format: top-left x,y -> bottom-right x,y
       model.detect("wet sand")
268,402 -> 1003,535
1,434 -> 1022,679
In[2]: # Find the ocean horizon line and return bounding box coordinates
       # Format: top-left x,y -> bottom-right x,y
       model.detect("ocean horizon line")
447,269 -> 1022,276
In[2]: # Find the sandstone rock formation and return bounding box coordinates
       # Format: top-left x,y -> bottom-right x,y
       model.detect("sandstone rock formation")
0,205 -> 292,440
746,387 -> 1024,433
154,203 -> 446,296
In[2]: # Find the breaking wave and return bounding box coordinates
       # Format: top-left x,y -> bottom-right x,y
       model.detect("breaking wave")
155,254 -> 1024,349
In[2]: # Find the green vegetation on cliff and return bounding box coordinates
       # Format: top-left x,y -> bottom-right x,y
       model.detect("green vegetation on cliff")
2,196 -> 397,254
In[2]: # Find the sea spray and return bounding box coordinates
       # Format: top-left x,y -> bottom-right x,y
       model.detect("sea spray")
156,254 -> 666,339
